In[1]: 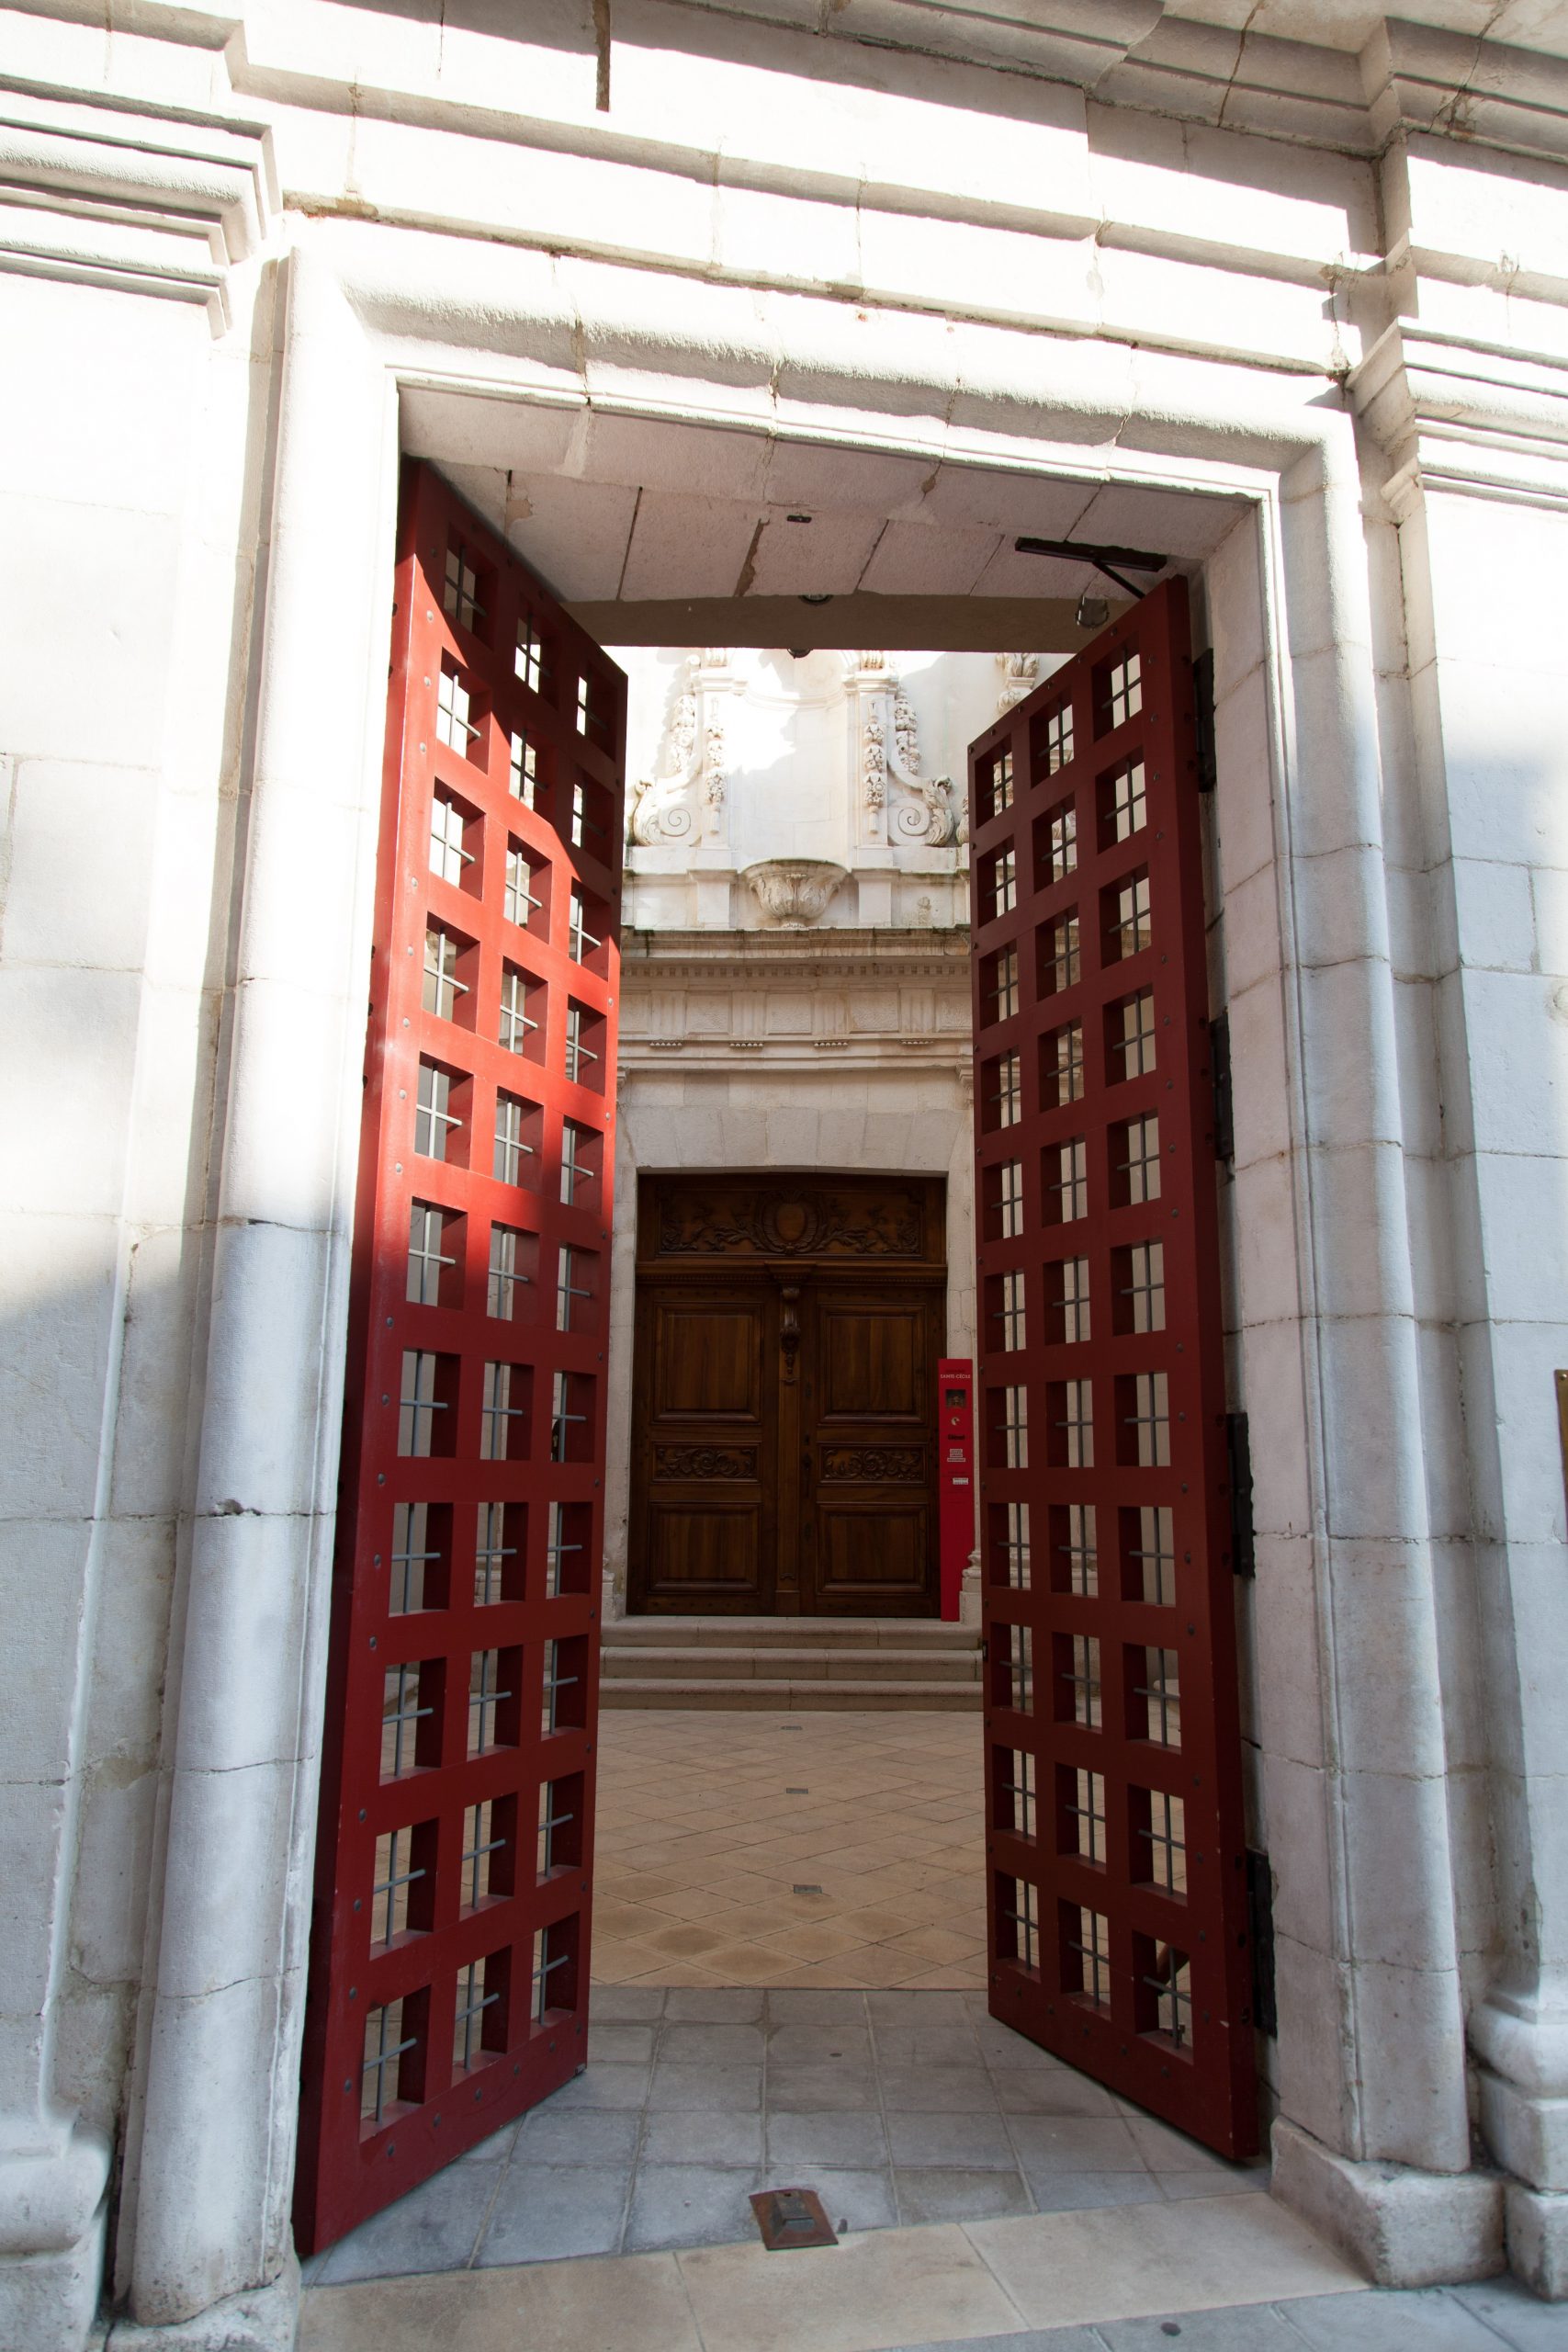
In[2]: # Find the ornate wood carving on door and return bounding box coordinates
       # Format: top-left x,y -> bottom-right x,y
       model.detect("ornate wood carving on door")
629,1173 -> 945,1617
969,580 -> 1258,2158
295,462 -> 624,2250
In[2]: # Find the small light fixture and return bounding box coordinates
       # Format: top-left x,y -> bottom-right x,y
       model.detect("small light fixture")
1076,593 -> 1111,630
798,593 -> 832,607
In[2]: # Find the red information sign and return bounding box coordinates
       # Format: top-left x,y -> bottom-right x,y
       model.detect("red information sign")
938,1357 -> 975,1623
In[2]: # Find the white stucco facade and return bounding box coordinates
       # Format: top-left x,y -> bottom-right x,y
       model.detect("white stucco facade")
6,2 -> 1568,2343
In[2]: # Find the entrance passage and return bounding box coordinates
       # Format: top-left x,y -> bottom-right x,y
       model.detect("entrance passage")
627,1172 -> 945,1616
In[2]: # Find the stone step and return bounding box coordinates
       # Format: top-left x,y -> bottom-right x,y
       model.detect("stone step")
599,1676 -> 983,1712
603,1614 -> 979,1651
600,1644 -> 982,1683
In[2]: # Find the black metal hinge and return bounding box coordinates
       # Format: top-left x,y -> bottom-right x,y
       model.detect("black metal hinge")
1246,1849 -> 1278,2036
1227,1411 -> 1255,1578
1193,647 -> 1217,790
1209,1010 -> 1234,1165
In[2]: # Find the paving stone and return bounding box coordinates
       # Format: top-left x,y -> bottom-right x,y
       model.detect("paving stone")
314,2161 -> 502,2284
588,2022 -> 658,2064
1450,2278 -> 1568,2351
776,2165 -> 898,2234
588,1983 -> 667,2022
544,2062 -> 652,2110
878,2334 -> 1103,2352
767,2022 -> 874,2065
766,1988 -> 869,2026
457,2120 -> 520,2163
993,2066 -> 1120,2116
766,2109 -> 890,2169
641,2109 -> 765,2166
766,2062 -> 880,2112
1160,2166 -> 1271,2199
1099,2302 -> 1303,2347
868,1989 -> 975,2026
658,2021 -> 766,2065
648,2061 -> 762,2111
874,2026 -> 986,2068
1022,2169 -> 1166,2212
475,2162 -> 630,2267
662,1986 -> 765,2023
1285,2286 -> 1535,2350
879,2064 -> 1001,2113
1008,2115 -> 1147,2172
623,2163 -> 762,2253
886,2109 -> 1018,2169
894,2166 -> 1034,2224
513,2106 -> 641,2166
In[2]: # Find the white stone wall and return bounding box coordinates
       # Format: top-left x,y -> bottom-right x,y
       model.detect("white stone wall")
0,260 -> 271,2342
6,0 -> 1568,2339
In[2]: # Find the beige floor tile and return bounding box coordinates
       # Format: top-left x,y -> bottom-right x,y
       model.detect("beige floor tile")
300,2252 -> 701,2352
900,1962 -> 990,1988
826,1947 -> 932,1987
636,1883 -> 746,1922
636,1920 -> 738,1959
830,1905 -> 923,1940
676,2222 -> 1021,2352
963,2193 -> 1364,2330
762,1921 -> 879,1962
592,1709 -> 987,1989
626,1962 -> 726,1985
590,1937 -> 683,1983
592,1900 -> 673,1941
697,1940 -> 805,1984
885,1926 -> 987,1964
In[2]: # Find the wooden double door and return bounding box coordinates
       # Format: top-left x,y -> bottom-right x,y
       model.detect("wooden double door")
628,1173 -> 946,1616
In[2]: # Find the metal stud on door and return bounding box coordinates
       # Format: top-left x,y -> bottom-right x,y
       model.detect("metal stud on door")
969,580 -> 1258,2158
296,462 -> 625,2251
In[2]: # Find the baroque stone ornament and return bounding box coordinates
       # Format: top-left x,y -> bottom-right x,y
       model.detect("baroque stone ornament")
740,858 -> 849,927
998,650 -> 1040,712
627,651 -> 733,844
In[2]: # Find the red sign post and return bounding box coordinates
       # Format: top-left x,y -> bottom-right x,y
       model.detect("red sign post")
938,1357 -> 976,1622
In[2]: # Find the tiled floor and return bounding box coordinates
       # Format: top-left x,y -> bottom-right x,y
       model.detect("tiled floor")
304,1984 -> 1269,2286
592,1708 -> 987,1988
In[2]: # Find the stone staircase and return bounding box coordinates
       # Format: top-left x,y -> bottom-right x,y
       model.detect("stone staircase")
598,1613 -> 984,1711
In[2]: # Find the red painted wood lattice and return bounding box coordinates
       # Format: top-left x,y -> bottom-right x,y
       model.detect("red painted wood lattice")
296,461 -> 624,2250
969,580 -> 1258,2158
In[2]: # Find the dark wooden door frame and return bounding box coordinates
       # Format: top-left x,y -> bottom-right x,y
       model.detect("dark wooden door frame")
627,1172 -> 946,1617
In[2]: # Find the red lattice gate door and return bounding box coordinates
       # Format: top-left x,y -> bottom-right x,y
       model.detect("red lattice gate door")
969,580 -> 1258,2158
296,461 -> 624,2250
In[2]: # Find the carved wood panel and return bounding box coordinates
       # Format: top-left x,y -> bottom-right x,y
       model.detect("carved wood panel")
629,1176 -> 944,1616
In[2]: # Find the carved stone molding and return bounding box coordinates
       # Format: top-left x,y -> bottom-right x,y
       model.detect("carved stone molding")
0,85 -> 275,326
741,859 -> 849,927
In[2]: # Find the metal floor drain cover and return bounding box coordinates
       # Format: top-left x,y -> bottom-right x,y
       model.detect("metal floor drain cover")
750,2186 -> 839,2250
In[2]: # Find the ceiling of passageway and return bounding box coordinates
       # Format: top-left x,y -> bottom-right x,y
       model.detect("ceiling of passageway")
402,387 -> 1247,652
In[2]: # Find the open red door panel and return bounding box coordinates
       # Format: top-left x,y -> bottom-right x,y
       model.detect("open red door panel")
296,461 -> 625,2250
969,580 -> 1258,2159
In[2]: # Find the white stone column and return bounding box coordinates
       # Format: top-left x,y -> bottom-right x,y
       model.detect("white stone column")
1252,441 -> 1496,2282
1395,468 -> 1568,2299
120,251 -> 397,2338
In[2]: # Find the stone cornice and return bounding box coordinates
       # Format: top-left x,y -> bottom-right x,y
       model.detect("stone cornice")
620,924 -> 972,990
0,74 -> 275,324
1353,320 -> 1568,509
